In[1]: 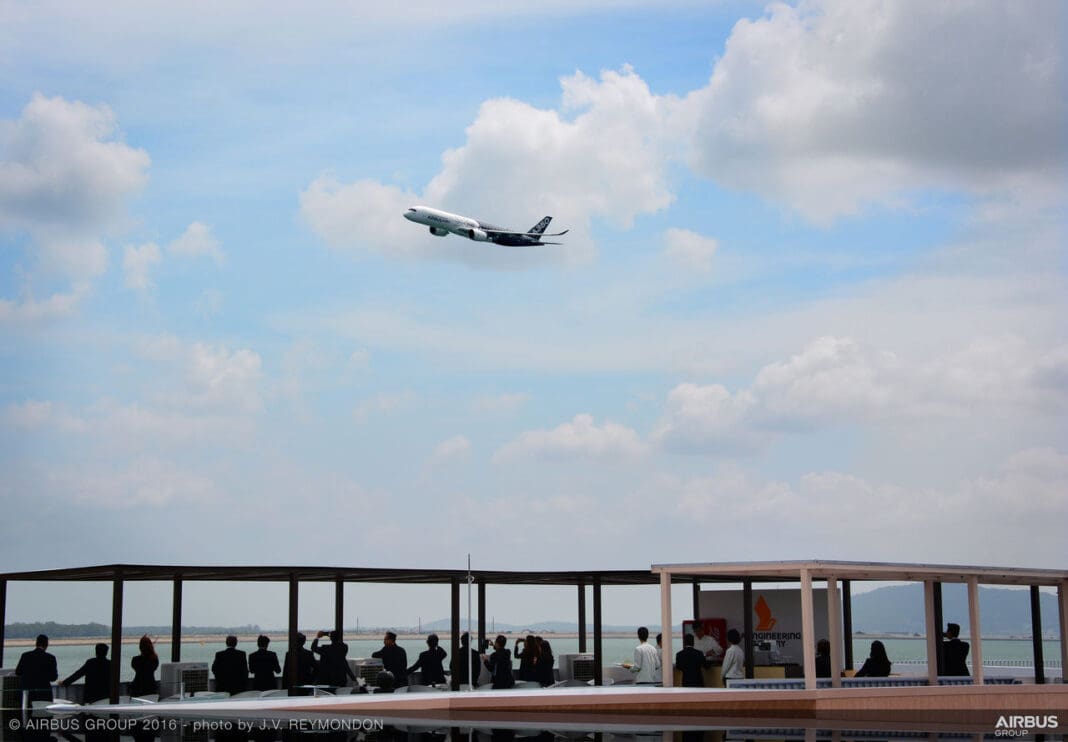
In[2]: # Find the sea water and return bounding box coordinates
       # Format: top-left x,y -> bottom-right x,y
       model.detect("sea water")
4,636 -> 1061,681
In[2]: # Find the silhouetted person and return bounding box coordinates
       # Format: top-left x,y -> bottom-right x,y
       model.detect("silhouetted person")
942,622 -> 970,676
450,632 -> 481,690
283,632 -> 318,688
854,640 -> 892,677
213,635 -> 249,695
407,633 -> 447,685
372,670 -> 396,694
16,634 -> 58,702
371,631 -> 409,687
815,638 -> 832,678
484,635 -> 514,689
129,635 -> 159,697
312,630 -> 356,687
61,642 -> 111,703
536,638 -> 555,687
248,634 -> 281,691
675,633 -> 711,687
514,634 -> 538,681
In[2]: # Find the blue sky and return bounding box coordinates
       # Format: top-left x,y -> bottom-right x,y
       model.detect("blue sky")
1,0 -> 1066,628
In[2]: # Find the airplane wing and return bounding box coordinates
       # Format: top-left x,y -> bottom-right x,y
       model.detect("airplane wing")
479,228 -> 569,237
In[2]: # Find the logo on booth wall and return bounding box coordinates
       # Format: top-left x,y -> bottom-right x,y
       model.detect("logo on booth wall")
754,595 -> 777,631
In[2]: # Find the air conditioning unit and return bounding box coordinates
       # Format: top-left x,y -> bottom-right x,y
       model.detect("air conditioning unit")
160,662 -> 209,698
1,669 -> 21,711
557,653 -> 596,683
351,658 -> 384,686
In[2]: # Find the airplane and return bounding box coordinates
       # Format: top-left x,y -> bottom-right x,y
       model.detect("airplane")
403,206 -> 568,246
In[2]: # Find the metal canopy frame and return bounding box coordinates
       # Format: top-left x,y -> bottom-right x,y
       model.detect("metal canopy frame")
651,559 -> 1068,689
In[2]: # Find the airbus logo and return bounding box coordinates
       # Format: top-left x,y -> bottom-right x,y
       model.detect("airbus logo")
994,715 -> 1059,737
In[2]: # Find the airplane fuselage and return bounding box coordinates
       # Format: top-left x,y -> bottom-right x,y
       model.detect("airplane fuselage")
403,206 -> 565,246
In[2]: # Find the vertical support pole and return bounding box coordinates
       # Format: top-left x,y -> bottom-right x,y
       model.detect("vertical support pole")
287,574 -> 298,688
1030,585 -> 1045,684
592,577 -> 603,686
967,576 -> 983,684
692,579 -> 701,620
923,580 -> 939,685
1058,581 -> 1068,682
110,571 -> 124,703
660,571 -> 673,688
842,580 -> 854,670
577,582 -> 587,653
827,576 -> 842,687
800,568 -> 816,690
742,579 -> 754,679
0,579 -> 6,668
450,578 -> 460,677
933,581 -> 945,675
477,581 -> 486,651
334,578 -> 344,638
171,577 -> 183,662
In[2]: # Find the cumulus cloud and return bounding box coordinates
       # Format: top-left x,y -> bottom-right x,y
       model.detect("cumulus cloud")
167,221 -> 224,263
685,0 -> 1068,222
494,413 -> 646,462
123,242 -> 162,291
46,457 -> 220,508
663,228 -> 719,272
654,335 -> 1068,454
301,66 -> 679,267
0,94 -> 149,307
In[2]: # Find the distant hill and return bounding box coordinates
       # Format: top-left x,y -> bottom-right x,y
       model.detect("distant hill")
3,622 -> 262,639
849,584 -> 1059,636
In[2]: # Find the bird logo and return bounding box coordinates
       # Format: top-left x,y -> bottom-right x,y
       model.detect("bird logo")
754,595 -> 777,631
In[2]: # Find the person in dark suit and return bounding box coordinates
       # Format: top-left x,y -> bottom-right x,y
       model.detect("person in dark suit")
854,640 -> 892,677
514,634 -> 538,681
212,635 -> 249,695
129,635 -> 159,697
942,622 -> 970,676
406,633 -> 447,685
311,630 -> 356,687
61,642 -> 111,703
16,634 -> 59,702
282,633 -> 318,688
372,631 -> 409,687
536,638 -> 555,687
248,635 -> 281,691
814,638 -> 832,678
484,635 -> 514,689
675,633 -> 712,687
450,632 -> 481,690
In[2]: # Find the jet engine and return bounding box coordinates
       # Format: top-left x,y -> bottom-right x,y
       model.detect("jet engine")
466,228 -> 491,242
429,227 -> 448,236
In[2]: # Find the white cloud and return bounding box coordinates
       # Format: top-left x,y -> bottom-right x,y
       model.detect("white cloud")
0,95 -> 149,284
654,335 -> 1068,454
494,413 -> 646,462
431,434 -> 472,462
46,457 -> 220,508
123,242 -> 162,291
0,94 -> 149,238
663,227 -> 718,272
184,343 -> 264,413
685,0 -> 1068,222
167,221 -> 224,263
3,400 -> 88,433
301,65 -> 679,267
0,285 -> 89,323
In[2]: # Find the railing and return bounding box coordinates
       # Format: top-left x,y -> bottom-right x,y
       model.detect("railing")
891,658 -> 1062,668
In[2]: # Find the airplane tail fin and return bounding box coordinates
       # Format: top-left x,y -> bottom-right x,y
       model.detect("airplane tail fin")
528,216 -> 552,235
